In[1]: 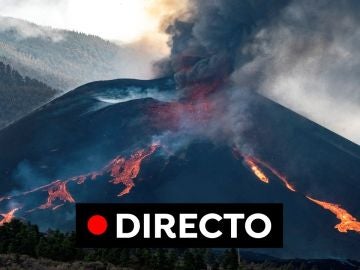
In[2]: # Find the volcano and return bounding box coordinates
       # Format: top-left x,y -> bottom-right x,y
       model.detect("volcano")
0,77 -> 359,259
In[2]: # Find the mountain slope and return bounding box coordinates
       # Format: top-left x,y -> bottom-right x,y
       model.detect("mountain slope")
0,16 -> 156,90
0,61 -> 57,129
0,77 -> 359,259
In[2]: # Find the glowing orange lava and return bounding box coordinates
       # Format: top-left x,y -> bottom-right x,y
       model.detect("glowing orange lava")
249,156 -> 296,192
106,143 -> 159,196
243,157 -> 269,183
233,147 -> 360,234
0,208 -> 19,226
233,148 -> 296,191
0,144 -> 160,216
39,180 -> 75,210
306,196 -> 360,233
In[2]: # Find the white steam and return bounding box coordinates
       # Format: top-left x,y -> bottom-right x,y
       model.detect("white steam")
233,1 -> 360,145
0,16 -> 64,41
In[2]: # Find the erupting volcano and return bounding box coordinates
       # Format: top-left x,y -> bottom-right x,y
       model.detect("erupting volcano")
0,77 -> 359,259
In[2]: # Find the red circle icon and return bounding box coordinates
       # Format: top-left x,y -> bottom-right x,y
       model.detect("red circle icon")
87,215 -> 108,235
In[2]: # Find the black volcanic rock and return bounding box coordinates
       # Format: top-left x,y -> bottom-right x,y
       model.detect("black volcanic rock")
0,77 -> 359,260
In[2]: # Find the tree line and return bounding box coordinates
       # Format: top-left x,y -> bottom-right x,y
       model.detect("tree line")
0,219 -> 329,270
0,61 -> 57,129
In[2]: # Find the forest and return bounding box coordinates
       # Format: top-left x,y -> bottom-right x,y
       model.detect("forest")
0,61 -> 57,129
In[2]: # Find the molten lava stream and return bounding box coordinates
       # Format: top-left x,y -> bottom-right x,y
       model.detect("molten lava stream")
306,196 -> 360,234
243,157 -> 269,183
106,143 -> 159,196
233,148 -> 359,234
0,144 -> 160,216
38,180 -> 75,210
233,148 -> 296,191
249,156 -> 296,192
0,208 -> 19,226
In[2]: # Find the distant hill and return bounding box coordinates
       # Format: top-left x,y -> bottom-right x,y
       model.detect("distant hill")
0,16 -> 155,91
0,62 -> 57,129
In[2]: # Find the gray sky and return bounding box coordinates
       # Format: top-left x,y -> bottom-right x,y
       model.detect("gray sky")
0,0 -> 166,43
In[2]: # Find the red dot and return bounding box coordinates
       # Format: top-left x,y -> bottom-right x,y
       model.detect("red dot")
87,215 -> 108,235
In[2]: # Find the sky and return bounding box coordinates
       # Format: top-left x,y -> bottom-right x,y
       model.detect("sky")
0,0 -> 177,43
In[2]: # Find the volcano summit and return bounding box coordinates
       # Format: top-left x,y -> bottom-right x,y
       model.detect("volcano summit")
0,76 -> 359,259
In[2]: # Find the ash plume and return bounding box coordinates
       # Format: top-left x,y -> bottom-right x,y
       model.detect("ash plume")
234,0 -> 360,145
158,0 -> 360,145
152,0 -> 290,154
158,0 -> 289,90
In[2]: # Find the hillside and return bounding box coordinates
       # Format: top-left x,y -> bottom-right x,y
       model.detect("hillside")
0,77 -> 359,259
0,16 -> 155,91
0,62 -> 57,129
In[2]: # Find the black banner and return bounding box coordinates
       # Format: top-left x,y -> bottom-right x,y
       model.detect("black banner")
76,203 -> 283,248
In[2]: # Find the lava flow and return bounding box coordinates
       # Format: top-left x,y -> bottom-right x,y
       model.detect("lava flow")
0,144 -> 160,216
233,148 -> 359,234
0,208 -> 18,226
106,143 -> 159,196
248,156 -> 296,192
38,180 -> 75,210
306,196 -> 360,233
233,148 -> 295,191
243,157 -> 269,183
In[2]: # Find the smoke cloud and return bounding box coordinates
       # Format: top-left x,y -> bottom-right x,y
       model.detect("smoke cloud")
233,0 -> 360,145
155,0 -> 290,151
159,0 -> 289,87
0,16 -> 64,41
161,0 -> 360,145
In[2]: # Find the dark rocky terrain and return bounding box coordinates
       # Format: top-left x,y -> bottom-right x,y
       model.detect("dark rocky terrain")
0,77 -> 359,259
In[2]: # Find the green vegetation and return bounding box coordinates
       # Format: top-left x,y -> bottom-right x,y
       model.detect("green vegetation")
0,62 -> 57,129
0,220 -> 352,270
0,16 -> 147,91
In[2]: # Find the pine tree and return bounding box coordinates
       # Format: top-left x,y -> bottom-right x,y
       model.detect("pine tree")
183,249 -> 196,270
221,248 -> 239,270
205,249 -> 216,270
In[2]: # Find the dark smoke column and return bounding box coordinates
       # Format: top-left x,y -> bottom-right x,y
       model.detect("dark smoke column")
157,0 -> 290,95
